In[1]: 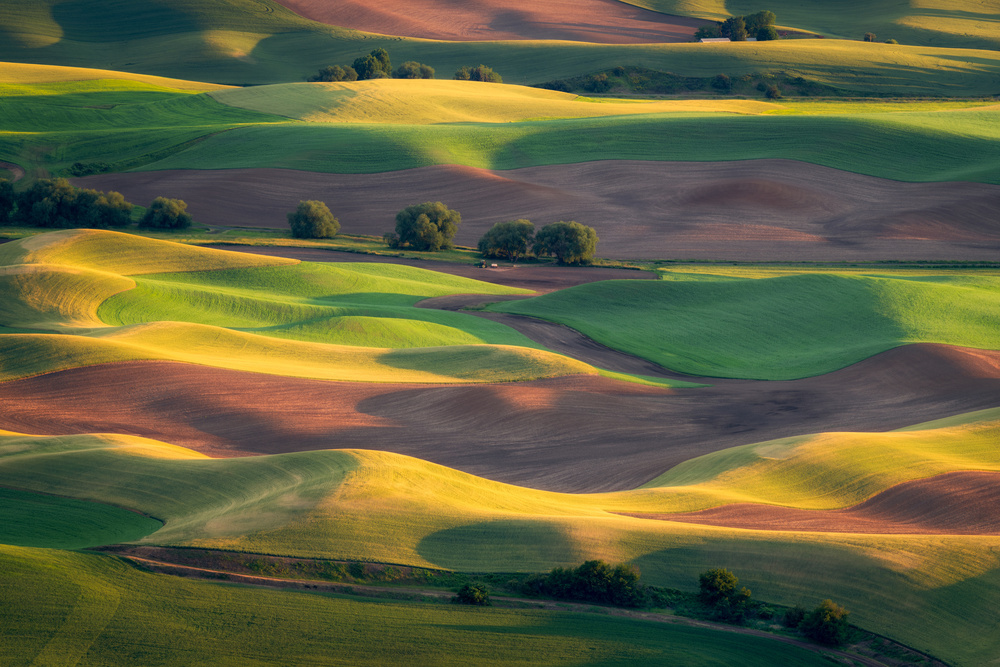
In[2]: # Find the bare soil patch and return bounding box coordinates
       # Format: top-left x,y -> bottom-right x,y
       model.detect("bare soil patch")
271,0 -> 705,43
76,161 -> 1000,261
4,343 -> 1000,492
0,161 -> 25,182
630,472 -> 1000,535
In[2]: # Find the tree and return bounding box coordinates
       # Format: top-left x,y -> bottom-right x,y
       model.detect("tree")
478,219 -> 534,262
391,201 -> 461,251
720,16 -> 747,41
308,65 -> 358,82
711,74 -> 732,91
453,582 -> 491,606
694,24 -> 721,40
287,200 -> 339,239
698,568 -> 739,604
757,26 -> 779,41
454,65 -> 502,83
0,179 -> 14,224
138,197 -> 192,230
14,178 -> 77,227
765,84 -> 782,99
801,599 -> 851,645
864,32 -> 877,42
744,10 -> 776,34
352,48 -> 392,80
533,221 -> 598,265
521,560 -> 646,607
395,61 -> 435,79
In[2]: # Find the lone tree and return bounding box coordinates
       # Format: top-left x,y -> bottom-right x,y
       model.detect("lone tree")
138,197 -> 192,230
288,200 -> 339,239
395,61 -> 435,79
454,65 -> 502,83
801,599 -> 851,645
308,65 -> 358,82
387,201 -> 461,251
533,221 -> 598,265
477,219 -> 534,262
864,32 -> 877,42
353,48 -> 392,80
698,568 -> 754,623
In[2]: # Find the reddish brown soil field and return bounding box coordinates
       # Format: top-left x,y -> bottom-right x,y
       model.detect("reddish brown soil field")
630,472 -> 1000,535
75,161 -> 1000,261
271,0 -> 705,43
3,343 -> 999,492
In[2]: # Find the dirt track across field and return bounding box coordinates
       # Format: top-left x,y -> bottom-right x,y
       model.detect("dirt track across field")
75,161 -> 1000,261
3,342 -> 999,492
629,472 -> 1000,535
271,0 -> 705,43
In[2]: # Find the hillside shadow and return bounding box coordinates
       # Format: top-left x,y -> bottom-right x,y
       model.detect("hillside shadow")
417,519 -> 579,571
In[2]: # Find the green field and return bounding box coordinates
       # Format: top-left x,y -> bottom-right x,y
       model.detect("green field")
3,72 -> 1000,184
0,545 -> 837,667
490,270 -> 1000,379
2,0 -> 999,88
0,487 -> 161,549
1,406 -> 999,664
0,230 -> 614,383
625,0 -> 1000,50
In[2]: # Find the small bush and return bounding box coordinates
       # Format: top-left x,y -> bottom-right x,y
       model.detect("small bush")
783,604 -> 807,628
395,61 -> 435,79
583,73 -> 612,93
308,65 -> 358,82
711,74 -> 732,91
138,197 -> 192,230
801,599 -> 851,645
454,65 -> 502,83
348,562 -> 366,579
885,38 -> 898,44
765,84 -> 782,99
453,582 -> 491,606
287,200 -> 339,239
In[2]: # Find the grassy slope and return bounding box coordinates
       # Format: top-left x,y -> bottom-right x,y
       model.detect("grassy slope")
490,271 -> 1000,379
0,0 -> 999,92
1,409 -> 1000,664
0,488 -> 161,549
142,102 -> 1000,184
212,79 -> 781,123
0,230 -> 599,383
0,547 -> 829,667
624,0 -> 1000,50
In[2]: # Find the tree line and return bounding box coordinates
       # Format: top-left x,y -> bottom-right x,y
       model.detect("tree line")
308,48 -> 502,84
0,178 -> 192,230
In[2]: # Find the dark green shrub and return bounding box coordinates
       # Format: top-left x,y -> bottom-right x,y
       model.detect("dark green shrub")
287,200 -> 339,239
395,61 -> 435,79
783,604 -> 807,628
533,221 -> 598,265
453,582 -> 491,606
0,179 -> 14,224
765,84 -> 782,99
348,562 -> 366,579
521,560 -> 646,607
583,73 -> 612,93
454,65 -> 502,83
757,26 -> 779,41
801,599 -> 851,645
712,74 -> 732,91
138,196 -> 192,230
478,219 -> 534,262
391,201 -> 461,251
308,65 -> 358,82
698,568 -> 739,604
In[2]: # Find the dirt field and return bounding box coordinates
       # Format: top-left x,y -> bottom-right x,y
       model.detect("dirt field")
270,0 -> 705,43
3,342 -> 998,492
632,472 -> 1000,535
76,161 -> 1000,261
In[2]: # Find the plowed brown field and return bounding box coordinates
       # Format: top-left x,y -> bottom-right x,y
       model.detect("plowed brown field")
271,0 -> 705,43
628,472 -> 1000,534
75,161 -> 1000,261
4,343 -> 999,492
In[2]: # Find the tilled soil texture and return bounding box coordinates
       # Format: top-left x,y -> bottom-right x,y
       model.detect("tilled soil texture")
270,0 -> 705,43
4,344 -> 1000,492
628,472 -> 1000,535
75,161 -> 1000,261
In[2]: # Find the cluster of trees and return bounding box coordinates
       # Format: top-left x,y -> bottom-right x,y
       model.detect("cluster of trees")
0,178 -> 191,230
522,560 -> 647,607
700,568 -> 851,645
308,49 -> 435,82
696,10 -> 778,41
478,219 -> 598,265
454,64 -> 502,83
